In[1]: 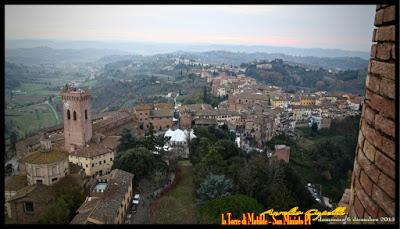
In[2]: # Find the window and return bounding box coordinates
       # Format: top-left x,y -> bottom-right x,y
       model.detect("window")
85,110 -> 88,120
99,161 -> 102,165
86,164 -> 88,168
110,158 -> 113,161
73,111 -> 77,120
67,110 -> 71,120
92,163 -> 94,167
140,113 -> 142,115
104,160 -> 106,163
52,177 -> 58,182
36,180 -> 43,184
24,202 -> 34,213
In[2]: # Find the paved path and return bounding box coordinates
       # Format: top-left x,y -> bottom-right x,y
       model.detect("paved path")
44,100 -> 59,122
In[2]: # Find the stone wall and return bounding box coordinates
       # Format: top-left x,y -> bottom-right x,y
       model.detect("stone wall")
346,4 -> 395,223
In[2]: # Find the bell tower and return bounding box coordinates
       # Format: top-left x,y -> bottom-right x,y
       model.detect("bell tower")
60,84 -> 93,152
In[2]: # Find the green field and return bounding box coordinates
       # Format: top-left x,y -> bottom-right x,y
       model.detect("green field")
150,160 -> 198,224
5,103 -> 59,139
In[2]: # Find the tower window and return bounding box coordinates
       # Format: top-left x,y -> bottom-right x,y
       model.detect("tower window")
67,110 -> 71,120
85,110 -> 88,120
73,111 -> 77,120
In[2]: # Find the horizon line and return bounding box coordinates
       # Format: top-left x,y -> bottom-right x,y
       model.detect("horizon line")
5,38 -> 370,53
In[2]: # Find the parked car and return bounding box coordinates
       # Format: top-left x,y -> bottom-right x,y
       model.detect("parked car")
133,194 -> 140,205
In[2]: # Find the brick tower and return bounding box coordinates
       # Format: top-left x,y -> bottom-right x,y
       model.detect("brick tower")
60,84 -> 93,152
338,4 -> 395,224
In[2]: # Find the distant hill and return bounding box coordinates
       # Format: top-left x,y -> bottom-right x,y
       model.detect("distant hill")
164,51 -> 369,70
6,39 -> 370,59
5,46 -> 128,65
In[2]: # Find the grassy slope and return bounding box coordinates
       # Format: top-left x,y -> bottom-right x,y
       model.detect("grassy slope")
150,160 -> 198,224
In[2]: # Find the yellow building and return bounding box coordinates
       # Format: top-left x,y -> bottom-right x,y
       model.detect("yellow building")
271,97 -> 289,108
69,136 -> 120,178
300,96 -> 317,106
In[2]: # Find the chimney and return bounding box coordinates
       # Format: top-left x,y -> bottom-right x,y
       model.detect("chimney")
39,133 -> 52,152
40,139 -> 52,152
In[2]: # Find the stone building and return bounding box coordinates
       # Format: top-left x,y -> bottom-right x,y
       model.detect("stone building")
68,135 -> 120,178
5,163 -> 84,224
338,4 -> 395,224
228,92 -> 270,112
300,95 -> 317,106
70,169 -> 134,224
180,110 -> 193,129
273,145 -> 290,163
21,138 -> 69,186
6,184 -> 58,224
149,109 -> 174,131
133,103 -> 152,131
133,103 -> 174,132
60,84 -> 93,152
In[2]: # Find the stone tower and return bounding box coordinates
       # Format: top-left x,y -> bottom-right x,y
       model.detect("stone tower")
340,4 -> 395,223
60,84 -> 93,152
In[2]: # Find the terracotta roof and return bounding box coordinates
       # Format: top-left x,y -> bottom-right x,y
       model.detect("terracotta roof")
70,143 -> 113,158
8,184 -> 56,203
5,175 -> 28,192
234,93 -> 270,101
134,103 -> 153,111
72,169 -> 134,224
70,197 -> 102,224
196,109 -> 218,117
194,118 -> 218,125
22,148 -> 69,164
101,136 -> 121,151
154,103 -> 174,110
150,109 -> 173,118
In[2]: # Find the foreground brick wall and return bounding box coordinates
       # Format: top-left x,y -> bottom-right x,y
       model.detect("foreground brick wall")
347,4 -> 396,223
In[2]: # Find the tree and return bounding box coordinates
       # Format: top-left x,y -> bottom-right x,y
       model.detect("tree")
202,86 -> 209,104
117,128 -> 143,152
311,122 -> 318,136
197,174 -> 233,202
199,194 -> 264,224
38,198 -> 70,224
112,147 -> 167,182
213,139 -> 244,161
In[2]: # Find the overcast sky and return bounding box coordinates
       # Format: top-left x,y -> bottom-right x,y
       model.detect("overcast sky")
5,5 -> 376,51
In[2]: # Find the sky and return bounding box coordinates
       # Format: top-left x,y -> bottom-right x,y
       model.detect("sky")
5,5 -> 376,52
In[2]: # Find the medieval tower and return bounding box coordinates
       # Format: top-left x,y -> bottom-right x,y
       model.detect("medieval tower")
60,84 -> 93,152
337,4 -> 395,224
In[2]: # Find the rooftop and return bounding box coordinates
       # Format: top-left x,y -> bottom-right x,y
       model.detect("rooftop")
150,109 -> 173,118
22,148 -> 69,164
5,175 -> 28,192
86,169 -> 134,224
70,143 -> 113,158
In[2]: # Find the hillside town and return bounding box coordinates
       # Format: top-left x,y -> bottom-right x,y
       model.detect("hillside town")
5,59 -> 364,224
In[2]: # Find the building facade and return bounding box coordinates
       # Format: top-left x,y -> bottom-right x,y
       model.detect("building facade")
60,84 -> 93,152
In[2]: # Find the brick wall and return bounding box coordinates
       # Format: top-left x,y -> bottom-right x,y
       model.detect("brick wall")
346,4 -> 396,224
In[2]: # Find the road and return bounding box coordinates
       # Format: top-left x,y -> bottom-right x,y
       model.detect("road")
44,100 -> 59,122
